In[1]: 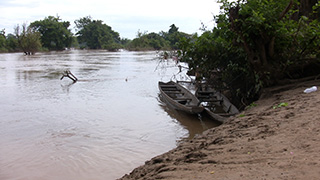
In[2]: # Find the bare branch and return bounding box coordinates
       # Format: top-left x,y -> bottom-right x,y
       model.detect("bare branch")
60,70 -> 78,83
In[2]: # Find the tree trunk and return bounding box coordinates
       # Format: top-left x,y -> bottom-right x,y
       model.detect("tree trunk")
268,37 -> 275,58
299,0 -> 318,18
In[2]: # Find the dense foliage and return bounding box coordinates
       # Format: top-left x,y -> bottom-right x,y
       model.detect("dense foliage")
5,33 -> 19,52
127,32 -> 170,51
75,16 -> 122,51
127,24 -> 190,51
0,29 -> 19,53
179,0 -> 320,106
14,23 -> 42,54
0,30 -> 7,52
1,18 -> 189,52
30,16 -> 72,50
161,24 -> 188,50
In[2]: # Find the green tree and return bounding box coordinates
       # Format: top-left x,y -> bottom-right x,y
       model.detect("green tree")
30,16 -> 72,50
168,24 -> 179,34
0,29 -> 7,52
161,24 -> 190,49
6,33 -> 19,52
126,25 -> 190,51
14,23 -> 42,54
220,0 -> 320,83
127,32 -> 170,51
179,0 -> 320,106
120,38 -> 131,47
75,16 -> 122,51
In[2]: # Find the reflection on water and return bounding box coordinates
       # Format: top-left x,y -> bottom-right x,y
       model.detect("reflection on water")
0,50 -> 218,180
158,97 -> 220,139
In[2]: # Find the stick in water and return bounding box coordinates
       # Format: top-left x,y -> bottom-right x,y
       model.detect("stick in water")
60,70 -> 78,83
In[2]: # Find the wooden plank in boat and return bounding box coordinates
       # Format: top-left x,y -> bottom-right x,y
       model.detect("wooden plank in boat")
197,95 -> 217,99
199,99 -> 223,103
162,88 -> 181,91
160,85 -> 177,88
197,91 -> 215,94
164,91 -> 184,94
175,97 -> 192,101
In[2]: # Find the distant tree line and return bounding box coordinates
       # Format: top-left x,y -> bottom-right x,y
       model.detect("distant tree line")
126,24 -> 190,51
0,29 -> 19,53
0,16 -> 188,54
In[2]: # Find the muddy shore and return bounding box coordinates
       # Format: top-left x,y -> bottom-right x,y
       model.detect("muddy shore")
119,79 -> 320,180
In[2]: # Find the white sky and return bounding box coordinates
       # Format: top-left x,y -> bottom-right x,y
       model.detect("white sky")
0,0 -> 222,39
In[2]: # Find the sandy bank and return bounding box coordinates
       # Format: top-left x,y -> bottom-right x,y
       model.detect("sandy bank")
119,79 -> 320,180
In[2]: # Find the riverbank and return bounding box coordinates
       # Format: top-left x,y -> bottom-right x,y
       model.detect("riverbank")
119,78 -> 320,179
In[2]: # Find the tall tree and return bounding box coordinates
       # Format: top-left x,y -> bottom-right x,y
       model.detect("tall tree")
14,23 -> 42,54
168,24 -> 179,34
161,24 -> 189,49
75,16 -> 121,50
6,33 -> 19,52
0,29 -> 6,52
179,0 -> 320,105
30,16 -> 72,50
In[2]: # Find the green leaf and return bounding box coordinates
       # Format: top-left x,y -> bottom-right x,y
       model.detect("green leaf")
273,102 -> 288,109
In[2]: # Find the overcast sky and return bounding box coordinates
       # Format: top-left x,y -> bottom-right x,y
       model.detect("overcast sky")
0,0 -> 221,39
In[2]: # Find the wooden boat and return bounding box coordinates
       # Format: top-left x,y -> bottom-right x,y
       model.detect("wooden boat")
158,81 -> 204,114
196,86 -> 239,123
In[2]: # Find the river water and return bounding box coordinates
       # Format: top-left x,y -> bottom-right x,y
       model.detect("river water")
0,50 -> 218,180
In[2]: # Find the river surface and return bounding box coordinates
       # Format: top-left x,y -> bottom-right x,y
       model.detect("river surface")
0,50 -> 218,180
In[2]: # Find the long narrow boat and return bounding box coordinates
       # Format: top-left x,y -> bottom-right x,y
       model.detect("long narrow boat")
158,81 -> 204,114
196,87 -> 239,123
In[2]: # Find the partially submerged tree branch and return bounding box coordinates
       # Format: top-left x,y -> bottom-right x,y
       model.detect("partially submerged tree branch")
60,70 -> 78,83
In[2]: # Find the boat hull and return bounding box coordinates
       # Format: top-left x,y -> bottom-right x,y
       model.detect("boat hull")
196,87 -> 239,123
159,81 -> 204,114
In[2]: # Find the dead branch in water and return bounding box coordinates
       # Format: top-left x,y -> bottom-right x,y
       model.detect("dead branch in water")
60,70 -> 78,83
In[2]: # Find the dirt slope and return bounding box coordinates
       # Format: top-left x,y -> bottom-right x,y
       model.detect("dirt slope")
119,79 -> 320,180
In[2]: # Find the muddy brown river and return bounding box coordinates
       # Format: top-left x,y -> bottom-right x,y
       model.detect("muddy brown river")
0,50 -> 218,180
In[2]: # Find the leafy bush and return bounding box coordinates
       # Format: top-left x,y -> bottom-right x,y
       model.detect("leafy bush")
178,0 -> 320,107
